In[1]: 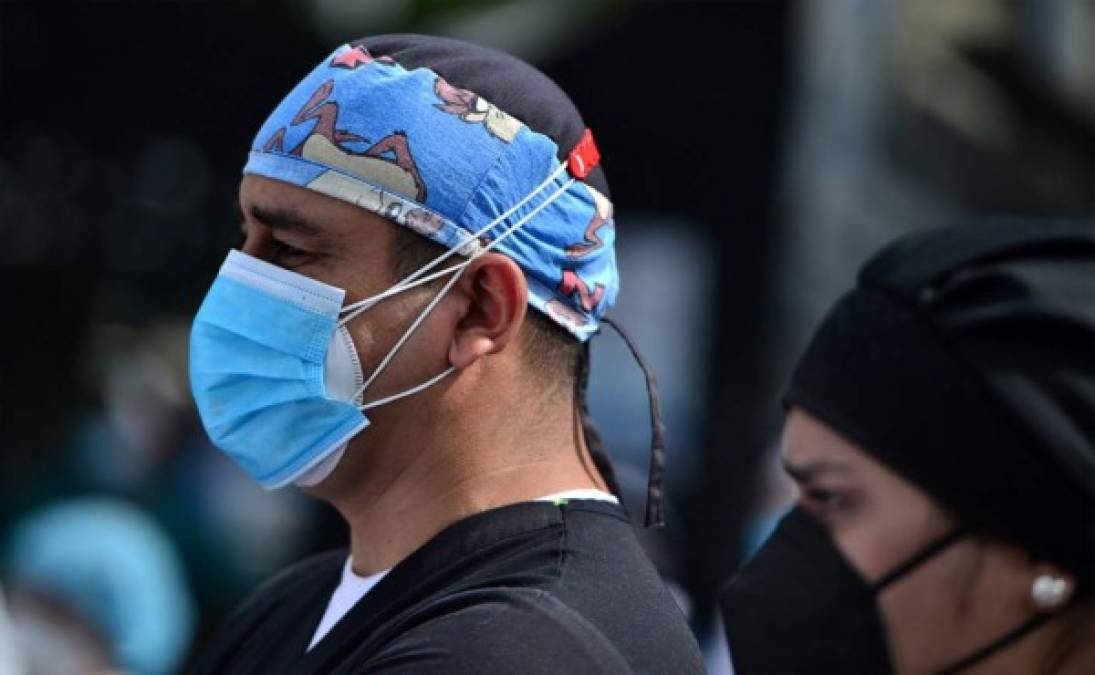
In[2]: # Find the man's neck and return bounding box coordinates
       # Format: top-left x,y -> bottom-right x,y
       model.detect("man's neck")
312,391 -> 606,576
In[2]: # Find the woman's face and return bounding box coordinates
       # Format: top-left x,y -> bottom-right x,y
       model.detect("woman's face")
781,409 -> 1068,675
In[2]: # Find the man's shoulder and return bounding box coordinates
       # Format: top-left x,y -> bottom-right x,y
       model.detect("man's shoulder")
253,548 -> 346,599
196,549 -> 346,674
365,586 -> 635,674
225,548 -> 345,627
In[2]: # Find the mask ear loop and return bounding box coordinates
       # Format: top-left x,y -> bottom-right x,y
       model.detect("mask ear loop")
359,364 -> 456,411
338,162 -> 570,327
866,527 -> 1059,675
348,170 -> 578,409
871,528 -> 966,592
355,266 -> 467,403
933,613 -> 1053,675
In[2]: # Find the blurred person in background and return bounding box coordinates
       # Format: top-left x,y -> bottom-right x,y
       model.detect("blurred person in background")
720,219 -> 1095,675
190,35 -> 702,673
2,498 -> 195,675
0,586 -> 27,675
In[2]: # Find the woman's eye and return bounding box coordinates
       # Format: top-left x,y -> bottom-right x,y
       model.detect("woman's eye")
805,487 -> 851,514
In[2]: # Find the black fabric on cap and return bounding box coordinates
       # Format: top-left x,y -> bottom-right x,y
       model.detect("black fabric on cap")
358,34 -> 610,198
786,219 -> 1095,591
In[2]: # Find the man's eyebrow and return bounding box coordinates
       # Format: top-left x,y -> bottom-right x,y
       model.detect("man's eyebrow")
781,457 -> 852,482
248,205 -> 323,236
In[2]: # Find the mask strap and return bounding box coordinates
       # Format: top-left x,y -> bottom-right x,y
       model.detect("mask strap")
339,162 -> 570,324
350,171 -> 578,407
933,612 -> 1053,675
337,261 -> 466,326
600,317 -> 667,528
355,266 -> 467,401
389,161 -> 569,289
338,171 -> 575,329
872,528 -> 966,592
360,367 -> 455,411
872,528 -> 1062,675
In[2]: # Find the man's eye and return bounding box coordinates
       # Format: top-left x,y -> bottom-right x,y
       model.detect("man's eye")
271,239 -> 310,265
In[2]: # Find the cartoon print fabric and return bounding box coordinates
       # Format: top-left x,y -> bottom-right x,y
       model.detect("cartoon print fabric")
244,44 -> 617,340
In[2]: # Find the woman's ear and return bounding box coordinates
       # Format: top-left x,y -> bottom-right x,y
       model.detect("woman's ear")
448,253 -> 528,370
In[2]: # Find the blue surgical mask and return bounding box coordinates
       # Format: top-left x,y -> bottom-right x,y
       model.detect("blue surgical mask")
190,250 -> 369,488
190,165 -> 577,489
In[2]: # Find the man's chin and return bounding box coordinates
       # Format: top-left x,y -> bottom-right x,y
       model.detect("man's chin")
299,439 -> 372,500
299,464 -> 351,500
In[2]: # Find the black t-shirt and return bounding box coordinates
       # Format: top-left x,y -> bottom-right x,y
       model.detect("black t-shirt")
197,500 -> 705,674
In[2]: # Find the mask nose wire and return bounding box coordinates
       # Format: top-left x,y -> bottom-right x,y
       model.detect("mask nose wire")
338,162 -> 570,327
348,169 -> 577,408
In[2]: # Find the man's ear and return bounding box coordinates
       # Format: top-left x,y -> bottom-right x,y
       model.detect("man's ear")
448,253 -> 528,370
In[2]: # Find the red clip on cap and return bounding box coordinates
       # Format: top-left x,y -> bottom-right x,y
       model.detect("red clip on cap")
567,128 -> 601,180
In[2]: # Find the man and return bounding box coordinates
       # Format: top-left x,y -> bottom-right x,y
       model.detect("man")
720,219 -> 1095,674
190,35 -> 703,673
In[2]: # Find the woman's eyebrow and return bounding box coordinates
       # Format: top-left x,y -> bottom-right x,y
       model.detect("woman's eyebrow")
781,457 -> 853,482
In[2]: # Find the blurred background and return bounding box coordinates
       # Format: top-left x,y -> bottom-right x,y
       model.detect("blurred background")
0,0 -> 1091,672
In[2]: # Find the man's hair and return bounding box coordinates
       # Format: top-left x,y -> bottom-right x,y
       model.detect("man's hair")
388,225 -> 581,384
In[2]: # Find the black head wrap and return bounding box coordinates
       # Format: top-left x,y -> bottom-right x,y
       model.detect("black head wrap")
786,219 -> 1095,590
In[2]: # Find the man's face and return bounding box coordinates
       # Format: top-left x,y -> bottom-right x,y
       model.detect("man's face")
237,175 -> 455,430
781,410 -> 1048,674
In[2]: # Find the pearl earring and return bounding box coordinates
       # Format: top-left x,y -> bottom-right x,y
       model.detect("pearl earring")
1031,575 -> 1069,610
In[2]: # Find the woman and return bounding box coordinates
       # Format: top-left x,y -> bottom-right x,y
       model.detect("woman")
721,219 -> 1094,674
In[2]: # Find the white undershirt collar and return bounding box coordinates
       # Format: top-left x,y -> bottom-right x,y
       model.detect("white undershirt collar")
306,488 -> 618,651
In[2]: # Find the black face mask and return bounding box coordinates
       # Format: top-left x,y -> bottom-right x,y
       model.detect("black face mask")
720,507 -> 896,674
719,506 -> 975,674
720,507 -> 1060,675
